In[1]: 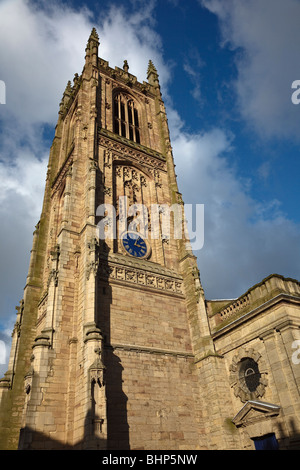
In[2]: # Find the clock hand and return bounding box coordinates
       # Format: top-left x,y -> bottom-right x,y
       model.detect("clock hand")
134,237 -> 142,247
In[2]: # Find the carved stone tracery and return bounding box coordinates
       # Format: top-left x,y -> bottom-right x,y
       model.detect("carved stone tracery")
87,238 -> 100,280
98,131 -> 166,170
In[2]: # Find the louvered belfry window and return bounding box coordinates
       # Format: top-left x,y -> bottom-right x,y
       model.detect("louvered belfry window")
113,93 -> 140,144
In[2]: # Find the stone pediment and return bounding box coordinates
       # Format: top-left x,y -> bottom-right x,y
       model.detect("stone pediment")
232,400 -> 280,428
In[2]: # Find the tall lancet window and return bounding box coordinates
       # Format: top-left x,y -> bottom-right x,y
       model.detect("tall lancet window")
113,93 -> 140,144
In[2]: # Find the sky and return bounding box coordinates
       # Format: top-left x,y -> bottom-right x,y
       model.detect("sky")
0,0 -> 300,374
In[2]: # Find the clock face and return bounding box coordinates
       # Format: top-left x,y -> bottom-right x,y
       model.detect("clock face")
121,231 -> 149,259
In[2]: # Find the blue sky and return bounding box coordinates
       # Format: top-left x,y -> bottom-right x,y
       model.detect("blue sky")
0,0 -> 300,373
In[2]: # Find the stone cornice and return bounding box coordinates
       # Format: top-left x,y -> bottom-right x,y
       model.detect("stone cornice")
98,128 -> 166,168
210,274 -> 300,329
212,292 -> 300,339
106,342 -> 194,359
98,253 -> 184,297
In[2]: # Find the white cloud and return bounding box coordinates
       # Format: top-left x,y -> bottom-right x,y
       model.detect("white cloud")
0,0 -> 299,358
97,2 -> 171,89
0,152 -> 48,213
201,0 -> 300,140
171,125 -> 300,298
0,0 -> 95,343
0,0 -> 93,127
0,152 -> 47,323
0,0 -> 170,342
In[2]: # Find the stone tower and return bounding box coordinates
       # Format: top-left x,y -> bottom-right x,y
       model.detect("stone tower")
0,29 -> 220,450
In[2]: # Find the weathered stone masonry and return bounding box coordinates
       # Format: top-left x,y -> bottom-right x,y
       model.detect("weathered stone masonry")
1,29 -> 300,451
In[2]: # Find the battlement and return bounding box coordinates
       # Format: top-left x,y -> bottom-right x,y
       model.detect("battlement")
98,57 -> 155,96
58,55 -> 158,120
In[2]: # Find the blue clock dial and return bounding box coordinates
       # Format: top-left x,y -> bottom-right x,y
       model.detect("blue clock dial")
121,231 -> 149,259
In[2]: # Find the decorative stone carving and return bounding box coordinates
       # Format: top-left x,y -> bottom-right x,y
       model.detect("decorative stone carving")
176,192 -> 184,206
82,124 -> 88,141
140,175 -> 147,187
98,256 -> 184,296
126,270 -> 136,282
103,186 -> 112,196
48,269 -> 59,288
90,355 -> 105,388
229,348 -> 268,403
12,321 -> 21,338
115,166 -> 122,177
88,346 -> 106,442
74,246 -> 81,278
192,266 -> 204,303
104,150 -> 112,168
89,159 -> 98,172
86,238 -> 100,280
24,366 -> 34,395
154,169 -> 162,187
86,261 -> 99,280
98,129 -> 166,170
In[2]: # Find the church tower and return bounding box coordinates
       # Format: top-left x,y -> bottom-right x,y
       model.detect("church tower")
0,29 -> 219,450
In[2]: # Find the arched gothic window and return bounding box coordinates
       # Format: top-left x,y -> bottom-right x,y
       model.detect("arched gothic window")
113,93 -> 140,144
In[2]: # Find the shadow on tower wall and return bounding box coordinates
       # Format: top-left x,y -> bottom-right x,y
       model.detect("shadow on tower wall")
97,242 -> 130,450
17,417 -> 300,450
18,411 -> 106,450
18,354 -> 130,449
17,243 -> 130,450
276,418 -> 300,450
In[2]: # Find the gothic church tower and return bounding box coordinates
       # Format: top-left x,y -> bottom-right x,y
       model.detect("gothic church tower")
0,29 -> 229,450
